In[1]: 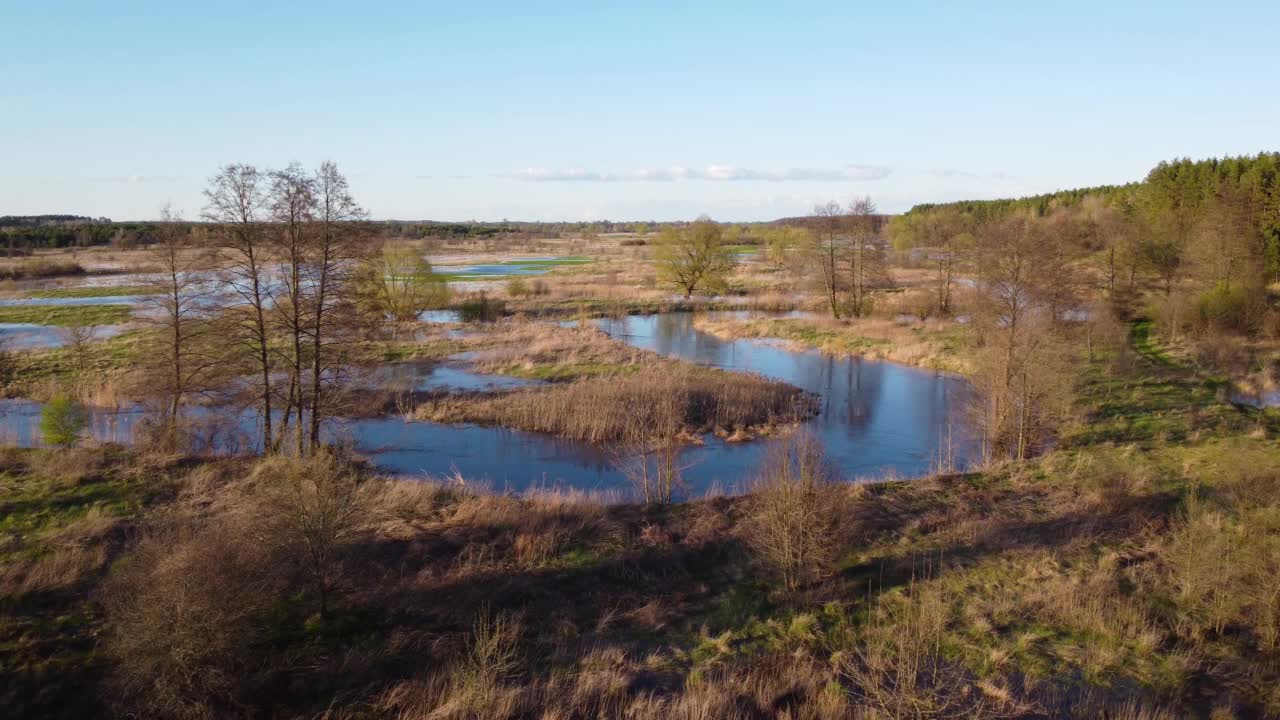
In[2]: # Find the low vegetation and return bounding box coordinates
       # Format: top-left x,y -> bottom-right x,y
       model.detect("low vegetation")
0,303 -> 132,327
416,365 -> 814,442
3,151 -> 1280,718
693,313 -> 975,373
23,284 -> 158,299
0,258 -> 86,281
4,323 -> 1278,717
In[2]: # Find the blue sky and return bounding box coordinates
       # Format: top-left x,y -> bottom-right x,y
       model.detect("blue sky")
3,1 -> 1278,221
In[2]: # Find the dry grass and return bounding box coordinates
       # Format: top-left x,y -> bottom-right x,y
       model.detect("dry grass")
458,320 -> 655,380
415,365 -> 814,442
693,313 -> 975,374
0,258 -> 86,280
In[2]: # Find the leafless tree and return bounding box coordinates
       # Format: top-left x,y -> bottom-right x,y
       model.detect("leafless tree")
60,324 -> 97,375
268,163 -> 317,455
250,450 -> 383,620
139,205 -> 221,442
807,201 -> 846,318
203,164 -> 275,453
846,196 -> 889,317
970,214 -> 1077,461
305,161 -> 370,452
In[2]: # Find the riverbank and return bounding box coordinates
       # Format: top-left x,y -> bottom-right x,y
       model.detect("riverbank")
691,313 -> 975,375
4,323 -> 1279,717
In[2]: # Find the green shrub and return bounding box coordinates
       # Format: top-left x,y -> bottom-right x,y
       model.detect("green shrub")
506,277 -> 530,297
458,292 -> 506,322
1197,282 -> 1264,333
40,395 -> 88,449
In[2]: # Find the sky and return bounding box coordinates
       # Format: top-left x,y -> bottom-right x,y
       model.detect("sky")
2,1 -> 1278,222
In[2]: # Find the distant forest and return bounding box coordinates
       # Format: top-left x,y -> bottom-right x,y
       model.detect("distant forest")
890,152 -> 1280,284
0,215 -> 680,253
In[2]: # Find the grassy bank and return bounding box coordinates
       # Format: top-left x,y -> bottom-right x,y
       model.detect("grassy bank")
24,285 -> 158,299
416,365 -> 814,442
3,320 -> 1279,718
0,304 -> 133,327
0,259 -> 86,281
693,314 -> 975,374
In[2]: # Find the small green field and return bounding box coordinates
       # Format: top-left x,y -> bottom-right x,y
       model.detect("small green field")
0,304 -> 133,327
25,285 -> 159,299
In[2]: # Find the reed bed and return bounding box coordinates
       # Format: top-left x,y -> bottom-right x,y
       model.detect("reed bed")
416,365 -> 814,442
0,258 -> 86,280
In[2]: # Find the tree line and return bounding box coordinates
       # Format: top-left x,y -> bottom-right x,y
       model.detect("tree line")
138,162 -> 448,457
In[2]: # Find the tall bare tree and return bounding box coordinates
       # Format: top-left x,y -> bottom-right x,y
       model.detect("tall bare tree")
971,213 -> 1075,461
140,205 -> 220,439
268,164 -> 317,455
305,162 -> 369,451
807,201 -> 846,318
204,164 -> 275,453
845,196 -> 889,317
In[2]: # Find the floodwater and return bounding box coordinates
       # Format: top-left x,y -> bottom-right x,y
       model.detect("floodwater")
1,312 -> 976,496
0,323 -> 125,349
433,257 -> 579,279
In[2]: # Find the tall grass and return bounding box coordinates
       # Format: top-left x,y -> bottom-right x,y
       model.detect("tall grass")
0,258 -> 86,280
417,365 -> 814,442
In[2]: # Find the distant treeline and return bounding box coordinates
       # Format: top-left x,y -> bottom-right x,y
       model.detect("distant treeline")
892,153 -> 1280,261
888,152 -> 1280,341
0,216 -> 163,253
0,214 -> 113,228
381,220 -> 686,239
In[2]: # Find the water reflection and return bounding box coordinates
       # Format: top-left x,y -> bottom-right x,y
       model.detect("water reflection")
594,313 -> 976,480
0,312 -> 977,496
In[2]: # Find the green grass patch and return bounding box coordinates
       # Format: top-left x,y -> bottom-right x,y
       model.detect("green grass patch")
24,285 -> 159,299
379,338 -> 466,362
11,330 -> 148,385
494,361 -> 639,382
0,304 -> 132,327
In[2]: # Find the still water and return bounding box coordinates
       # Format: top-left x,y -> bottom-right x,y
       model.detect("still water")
1,313 -> 975,496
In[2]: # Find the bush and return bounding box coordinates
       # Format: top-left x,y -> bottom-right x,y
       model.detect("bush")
40,395 -> 88,448
458,292 -> 506,322
104,523 -> 277,719
506,276 -> 530,297
1196,282 -> 1265,333
744,432 -> 839,591
249,449 -> 384,619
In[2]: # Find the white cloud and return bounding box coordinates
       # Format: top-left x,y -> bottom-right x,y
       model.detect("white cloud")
504,164 -> 891,183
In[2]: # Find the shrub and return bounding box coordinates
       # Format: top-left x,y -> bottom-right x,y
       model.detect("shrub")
103,524 -> 276,719
249,449 -> 384,619
1196,281 -> 1265,333
458,292 -> 506,322
506,276 -> 530,297
743,432 -> 839,591
40,394 -> 88,448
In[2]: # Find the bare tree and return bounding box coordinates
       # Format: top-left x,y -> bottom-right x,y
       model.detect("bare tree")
970,214 -> 1077,461
204,164 -> 275,453
807,201 -> 846,318
922,209 -> 973,315
251,450 -> 382,620
305,161 -> 370,452
268,163 -> 317,455
140,205 -> 220,442
846,196 -> 889,317
60,324 -> 96,375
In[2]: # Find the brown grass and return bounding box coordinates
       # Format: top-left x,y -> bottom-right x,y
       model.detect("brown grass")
415,365 -> 814,442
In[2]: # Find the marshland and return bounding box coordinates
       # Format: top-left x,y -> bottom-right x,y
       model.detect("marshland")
4,152 -> 1280,720
6,3 -> 1280,716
